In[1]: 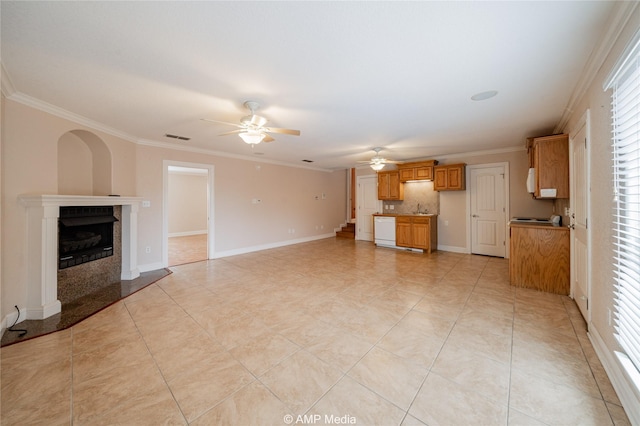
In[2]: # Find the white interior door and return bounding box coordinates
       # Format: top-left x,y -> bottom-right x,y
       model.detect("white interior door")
356,175 -> 380,241
570,111 -> 590,321
470,165 -> 507,257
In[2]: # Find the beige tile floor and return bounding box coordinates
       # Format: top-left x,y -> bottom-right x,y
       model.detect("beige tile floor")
168,234 -> 208,267
1,238 -> 630,425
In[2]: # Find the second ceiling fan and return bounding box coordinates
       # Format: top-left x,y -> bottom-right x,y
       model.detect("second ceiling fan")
203,101 -> 300,145
358,147 -> 403,171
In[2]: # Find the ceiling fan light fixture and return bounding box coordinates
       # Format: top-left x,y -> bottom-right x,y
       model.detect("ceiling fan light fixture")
239,131 -> 265,145
370,162 -> 385,171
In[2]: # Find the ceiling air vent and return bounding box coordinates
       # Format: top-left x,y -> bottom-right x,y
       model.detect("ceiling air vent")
165,133 -> 191,141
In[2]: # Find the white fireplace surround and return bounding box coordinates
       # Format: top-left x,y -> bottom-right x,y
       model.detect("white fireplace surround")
18,195 -> 142,320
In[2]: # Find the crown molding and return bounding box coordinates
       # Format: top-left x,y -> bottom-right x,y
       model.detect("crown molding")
430,145 -> 525,162
137,138 -> 334,172
3,84 -> 334,172
1,62 -> 17,97
6,91 -> 139,143
555,1 -> 640,133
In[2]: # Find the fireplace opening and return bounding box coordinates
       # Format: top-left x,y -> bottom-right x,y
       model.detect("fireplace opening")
58,206 -> 118,269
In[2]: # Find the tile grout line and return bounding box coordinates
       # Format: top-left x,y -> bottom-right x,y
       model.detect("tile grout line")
122,292 -> 190,425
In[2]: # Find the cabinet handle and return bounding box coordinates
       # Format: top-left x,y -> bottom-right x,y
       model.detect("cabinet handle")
472,214 -> 479,218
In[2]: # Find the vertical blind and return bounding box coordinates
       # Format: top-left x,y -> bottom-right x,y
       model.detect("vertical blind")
610,39 -> 640,376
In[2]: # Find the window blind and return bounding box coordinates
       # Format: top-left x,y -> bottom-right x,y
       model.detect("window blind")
610,40 -> 640,376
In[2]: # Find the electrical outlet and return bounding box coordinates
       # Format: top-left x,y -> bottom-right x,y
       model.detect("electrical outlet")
145,246 -> 151,253
142,200 -> 151,208
564,207 -> 570,216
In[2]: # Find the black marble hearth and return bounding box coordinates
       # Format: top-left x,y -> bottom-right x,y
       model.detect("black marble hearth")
1,269 -> 171,347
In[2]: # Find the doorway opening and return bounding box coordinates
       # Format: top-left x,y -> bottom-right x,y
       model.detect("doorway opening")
163,161 -> 215,267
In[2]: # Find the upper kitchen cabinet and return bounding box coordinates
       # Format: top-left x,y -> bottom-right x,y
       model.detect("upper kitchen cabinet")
397,160 -> 438,182
378,171 -> 404,200
434,163 -> 466,191
527,134 -> 569,199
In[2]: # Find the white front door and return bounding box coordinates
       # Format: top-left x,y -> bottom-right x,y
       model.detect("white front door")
470,165 -> 507,257
570,111 -> 590,321
356,175 -> 380,241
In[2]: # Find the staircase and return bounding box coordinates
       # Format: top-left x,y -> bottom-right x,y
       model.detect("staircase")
336,223 -> 355,239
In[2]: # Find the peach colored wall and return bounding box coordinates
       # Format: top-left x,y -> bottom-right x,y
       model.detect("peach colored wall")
135,144 -> 347,267
168,172 -> 208,235
58,132 -> 93,195
1,94 -> 4,328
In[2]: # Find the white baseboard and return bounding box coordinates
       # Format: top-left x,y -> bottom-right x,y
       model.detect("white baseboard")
589,324 -> 640,425
168,230 -> 207,238
437,244 -> 470,254
213,234 -> 336,259
138,262 -> 165,273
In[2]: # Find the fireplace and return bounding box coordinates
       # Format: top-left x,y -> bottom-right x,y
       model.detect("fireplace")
58,206 -> 118,269
19,195 -> 142,320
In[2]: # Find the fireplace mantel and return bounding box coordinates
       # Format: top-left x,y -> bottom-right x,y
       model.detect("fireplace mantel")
18,194 -> 143,320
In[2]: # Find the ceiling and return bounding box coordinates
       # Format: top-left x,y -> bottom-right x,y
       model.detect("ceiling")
0,1 -> 619,170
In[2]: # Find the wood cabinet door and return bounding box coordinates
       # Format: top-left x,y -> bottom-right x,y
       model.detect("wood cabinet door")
377,173 -> 389,200
434,167 -> 447,190
396,218 -> 412,247
415,166 -> 432,180
532,134 -> 569,199
447,165 -> 464,190
399,168 -> 414,182
389,172 -> 401,199
412,221 -> 430,249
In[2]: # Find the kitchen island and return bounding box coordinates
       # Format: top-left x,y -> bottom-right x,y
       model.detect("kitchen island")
509,221 -> 569,295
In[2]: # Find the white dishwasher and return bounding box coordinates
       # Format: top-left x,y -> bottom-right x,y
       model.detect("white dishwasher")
374,216 -> 397,248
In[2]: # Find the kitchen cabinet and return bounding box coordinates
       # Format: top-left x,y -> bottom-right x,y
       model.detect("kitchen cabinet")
377,171 -> 404,200
509,223 -> 569,295
434,163 -> 466,191
396,215 -> 437,253
527,134 -> 569,199
397,160 -> 438,182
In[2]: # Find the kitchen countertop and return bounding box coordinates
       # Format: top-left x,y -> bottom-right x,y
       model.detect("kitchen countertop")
509,221 -> 567,230
373,213 -> 436,217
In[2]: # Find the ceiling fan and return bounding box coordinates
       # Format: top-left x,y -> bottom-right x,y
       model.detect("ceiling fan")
202,101 -> 300,145
358,147 -> 403,171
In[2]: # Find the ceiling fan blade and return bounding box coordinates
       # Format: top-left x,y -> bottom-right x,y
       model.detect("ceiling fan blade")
219,129 -> 245,136
262,134 -> 275,143
201,118 -> 244,128
264,127 -> 301,136
249,115 -> 268,127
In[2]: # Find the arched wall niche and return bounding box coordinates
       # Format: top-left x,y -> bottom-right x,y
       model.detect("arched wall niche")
58,130 -> 112,195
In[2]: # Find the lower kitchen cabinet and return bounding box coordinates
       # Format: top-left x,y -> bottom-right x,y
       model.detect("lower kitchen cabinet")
509,223 -> 569,295
396,215 -> 438,253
